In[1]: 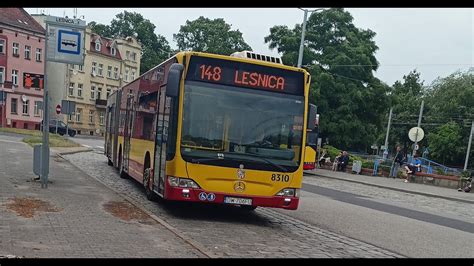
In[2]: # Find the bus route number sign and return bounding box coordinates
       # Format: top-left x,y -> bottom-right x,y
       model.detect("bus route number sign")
187,56 -> 304,95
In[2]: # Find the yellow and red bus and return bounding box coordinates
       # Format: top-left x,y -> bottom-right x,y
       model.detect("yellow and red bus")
105,51 -> 315,210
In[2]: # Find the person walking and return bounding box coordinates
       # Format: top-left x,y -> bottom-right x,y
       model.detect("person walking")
389,146 -> 404,178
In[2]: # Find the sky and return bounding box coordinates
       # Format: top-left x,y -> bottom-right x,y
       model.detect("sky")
24,8 -> 473,86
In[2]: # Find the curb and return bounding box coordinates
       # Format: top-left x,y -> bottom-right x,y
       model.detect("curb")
57,153 -> 217,258
55,148 -> 93,156
305,171 -> 474,205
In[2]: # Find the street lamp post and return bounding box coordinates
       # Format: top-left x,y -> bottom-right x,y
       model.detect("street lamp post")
297,8 -> 324,68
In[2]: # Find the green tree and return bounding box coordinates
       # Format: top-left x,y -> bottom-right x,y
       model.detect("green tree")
88,11 -> 171,74
387,70 -> 426,155
173,16 -> 251,55
427,122 -> 464,165
265,8 -> 389,151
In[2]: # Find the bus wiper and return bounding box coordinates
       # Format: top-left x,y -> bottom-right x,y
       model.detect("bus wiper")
239,151 -> 288,172
191,157 -> 225,164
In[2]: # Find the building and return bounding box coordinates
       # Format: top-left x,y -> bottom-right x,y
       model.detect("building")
0,8 -> 45,129
32,14 -> 141,136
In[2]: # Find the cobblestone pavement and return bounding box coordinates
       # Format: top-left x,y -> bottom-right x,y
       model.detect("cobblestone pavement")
303,175 -> 473,222
0,136 -> 204,258
63,151 -> 403,258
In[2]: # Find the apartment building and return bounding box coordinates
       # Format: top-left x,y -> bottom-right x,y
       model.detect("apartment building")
32,14 -> 141,136
0,8 -> 45,129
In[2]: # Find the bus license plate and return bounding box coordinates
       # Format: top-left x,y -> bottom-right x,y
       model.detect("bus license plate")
224,197 -> 252,206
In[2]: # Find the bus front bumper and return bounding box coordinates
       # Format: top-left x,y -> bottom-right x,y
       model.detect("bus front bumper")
164,186 -> 300,210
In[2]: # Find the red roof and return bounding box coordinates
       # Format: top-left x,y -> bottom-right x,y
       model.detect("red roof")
90,34 -> 122,60
0,8 -> 45,35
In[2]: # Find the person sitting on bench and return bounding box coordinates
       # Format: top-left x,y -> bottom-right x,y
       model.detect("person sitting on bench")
404,154 -> 421,182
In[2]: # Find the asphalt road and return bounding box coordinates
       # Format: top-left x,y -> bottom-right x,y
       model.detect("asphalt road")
70,134 -> 104,151
279,175 -> 474,258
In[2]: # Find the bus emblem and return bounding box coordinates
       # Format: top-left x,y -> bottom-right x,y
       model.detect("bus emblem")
234,181 -> 246,192
237,164 -> 245,179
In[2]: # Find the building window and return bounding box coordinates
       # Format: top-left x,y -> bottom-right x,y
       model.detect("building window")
113,67 -> 119,79
92,62 -> 97,75
22,100 -> 29,115
99,112 -> 104,126
98,64 -> 103,76
97,87 -> 102,100
12,43 -> 19,56
107,66 -> 112,78
110,47 -> 116,56
91,86 -> 96,100
131,52 -> 136,61
76,108 -> 82,122
68,112 -> 73,121
89,110 -> 94,124
0,67 -> 4,83
106,87 -> 111,98
69,82 -> 75,96
77,83 -> 83,97
11,98 -> 17,114
78,64 -> 83,72
95,40 -> 101,51
34,101 -> 41,116
35,48 -> 42,62
131,69 -> 135,81
24,45 -> 31,60
0,39 -> 5,54
124,68 -> 129,82
12,69 -> 18,86
126,50 -> 130,60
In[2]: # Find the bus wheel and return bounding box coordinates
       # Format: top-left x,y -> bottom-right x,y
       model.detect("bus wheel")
240,205 -> 257,211
143,168 -> 157,201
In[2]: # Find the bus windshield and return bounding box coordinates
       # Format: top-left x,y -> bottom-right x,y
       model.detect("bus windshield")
180,81 -> 305,172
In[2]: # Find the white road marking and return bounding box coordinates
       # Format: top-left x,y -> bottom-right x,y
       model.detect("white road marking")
0,138 -> 26,144
95,146 -> 104,149
82,144 -> 92,148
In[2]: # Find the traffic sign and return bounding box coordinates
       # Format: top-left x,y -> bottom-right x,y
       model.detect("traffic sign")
56,104 -> 61,114
408,127 -> 424,142
45,16 -> 86,65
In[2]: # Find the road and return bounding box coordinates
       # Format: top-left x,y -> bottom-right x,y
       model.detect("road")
70,134 -> 104,151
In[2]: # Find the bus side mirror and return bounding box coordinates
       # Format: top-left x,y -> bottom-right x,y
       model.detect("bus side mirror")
166,63 -> 184,98
307,104 -> 317,131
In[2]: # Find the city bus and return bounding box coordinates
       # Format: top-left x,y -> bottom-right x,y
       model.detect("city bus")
105,51 -> 315,210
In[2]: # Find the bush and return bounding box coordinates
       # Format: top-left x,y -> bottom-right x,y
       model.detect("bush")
321,145 -> 364,164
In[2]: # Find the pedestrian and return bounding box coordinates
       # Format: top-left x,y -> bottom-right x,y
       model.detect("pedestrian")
338,151 -> 349,172
318,149 -> 328,168
404,154 -> 422,183
332,151 -> 342,171
389,146 -> 404,178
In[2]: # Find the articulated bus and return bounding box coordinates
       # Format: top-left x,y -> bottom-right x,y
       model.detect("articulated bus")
105,51 -> 315,210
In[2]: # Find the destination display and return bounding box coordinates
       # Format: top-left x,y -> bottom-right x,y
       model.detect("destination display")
186,56 -> 304,95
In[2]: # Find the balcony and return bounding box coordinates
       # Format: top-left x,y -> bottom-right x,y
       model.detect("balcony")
95,99 -> 107,108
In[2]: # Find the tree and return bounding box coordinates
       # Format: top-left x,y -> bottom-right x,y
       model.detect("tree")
387,70 -> 426,155
88,11 -> 171,74
427,122 -> 464,165
174,16 -> 251,55
265,8 -> 389,151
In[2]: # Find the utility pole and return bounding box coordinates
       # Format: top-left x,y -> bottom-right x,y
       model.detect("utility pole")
383,108 -> 393,158
464,120 -> 474,171
297,9 -> 308,68
41,22 -> 50,189
412,100 -> 424,159
297,8 -> 323,68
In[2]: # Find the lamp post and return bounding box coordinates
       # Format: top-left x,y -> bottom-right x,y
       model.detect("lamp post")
297,8 -> 324,68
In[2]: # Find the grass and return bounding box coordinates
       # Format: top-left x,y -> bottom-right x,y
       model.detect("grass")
0,127 -> 80,148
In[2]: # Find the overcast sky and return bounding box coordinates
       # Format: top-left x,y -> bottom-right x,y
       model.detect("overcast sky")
25,8 -> 473,86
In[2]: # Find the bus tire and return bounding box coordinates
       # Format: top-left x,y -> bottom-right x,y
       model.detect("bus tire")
240,205 -> 257,211
143,168 -> 157,201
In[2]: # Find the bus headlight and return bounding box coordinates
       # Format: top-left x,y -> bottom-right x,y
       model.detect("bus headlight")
276,188 -> 300,197
168,176 -> 200,189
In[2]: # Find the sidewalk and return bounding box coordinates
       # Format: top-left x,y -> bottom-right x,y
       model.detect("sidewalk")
305,168 -> 474,204
0,135 -> 204,258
